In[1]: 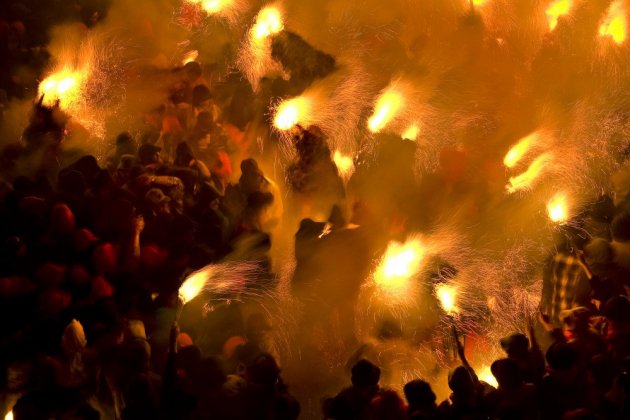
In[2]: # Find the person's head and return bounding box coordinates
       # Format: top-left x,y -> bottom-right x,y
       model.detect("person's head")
247,353 -> 280,387
448,366 -> 475,397
138,143 -> 162,165
559,306 -> 592,339
404,379 -> 436,409
491,358 -> 522,389
115,131 -> 135,155
546,343 -> 578,378
368,389 -> 407,420
192,84 -> 212,108
50,202 -> 76,236
603,295 -> 630,333
500,333 -> 530,359
184,61 -> 202,83
145,188 -> 171,215
174,141 -> 195,167
351,359 -> 381,388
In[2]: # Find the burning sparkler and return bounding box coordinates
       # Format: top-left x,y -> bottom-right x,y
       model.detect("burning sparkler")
181,50 -> 199,65
333,150 -> 355,183
436,283 -> 459,315
506,152 -> 553,193
368,85 -> 405,133
273,96 -> 311,131
547,192 -> 570,224
503,132 -> 539,168
545,0 -> 572,31
478,364 -> 498,387
373,237 -> 427,304
599,0 -> 627,45
401,123 -> 421,141
252,5 -> 284,41
38,67 -> 87,109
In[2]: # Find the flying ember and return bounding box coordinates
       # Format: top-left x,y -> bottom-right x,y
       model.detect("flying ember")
547,192 -> 569,223
332,150 -> 355,181
506,152 -> 553,193
436,283 -> 459,315
545,0 -> 572,31
273,96 -> 311,131
401,123 -> 420,141
599,0 -> 627,45
503,132 -> 538,169
368,86 -> 405,133
374,238 -> 426,300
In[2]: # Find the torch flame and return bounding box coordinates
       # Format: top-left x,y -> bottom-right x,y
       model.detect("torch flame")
273,96 -> 311,131
472,0 -> 491,7
182,50 -> 199,65
599,0 -> 627,45
38,67 -> 86,109
368,87 -> 405,133
506,152 -> 553,193
252,6 -> 284,41
374,238 -> 426,300
504,132 -> 538,168
179,270 -> 207,304
545,0 -> 572,31
402,123 -> 421,141
547,192 -> 569,223
479,365 -> 498,387
186,0 -> 233,14
5,412 -> 13,420
436,283 -> 459,314
333,150 -> 355,181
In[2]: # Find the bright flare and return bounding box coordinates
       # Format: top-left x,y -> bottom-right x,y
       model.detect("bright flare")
436,283 -> 459,314
479,365 -> 498,388
368,87 -> 405,133
472,0 -> 490,6
374,238 -> 426,300
599,0 -> 627,45
546,0 -> 572,31
504,132 -> 538,168
547,192 -> 569,223
333,150 -> 355,181
179,270 -> 207,304
506,153 -> 553,193
273,96 -> 311,131
182,50 -> 199,65
402,123 -> 420,141
38,68 -> 86,109
5,412 -> 13,420
252,6 -> 284,41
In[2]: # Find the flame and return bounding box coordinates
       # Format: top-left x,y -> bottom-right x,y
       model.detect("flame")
374,238 -> 426,300
179,270 -> 207,304
599,0 -> 627,45
4,412 -> 13,420
38,67 -> 87,109
503,132 -> 539,168
436,283 -> 459,314
368,86 -> 405,133
506,152 -> 553,193
252,6 -> 284,41
547,192 -> 569,223
182,50 -> 199,65
186,0 -> 233,14
333,150 -> 355,181
273,96 -> 311,131
472,0 -> 491,6
478,365 -> 498,387
545,0 -> 572,30
402,123 -> 421,141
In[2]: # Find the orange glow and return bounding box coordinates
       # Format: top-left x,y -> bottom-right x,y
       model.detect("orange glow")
38,67 -> 86,109
374,238 -> 426,300
547,192 -> 569,223
252,6 -> 284,41
186,0 -> 234,14
333,150 -> 355,181
506,152 -> 553,193
368,86 -> 405,133
472,0 -> 491,6
179,270 -> 207,304
273,96 -> 311,131
599,0 -> 627,45
503,132 -> 538,168
436,283 -> 459,314
479,365 -> 498,387
182,50 -> 199,65
545,0 -> 572,31
402,123 -> 420,141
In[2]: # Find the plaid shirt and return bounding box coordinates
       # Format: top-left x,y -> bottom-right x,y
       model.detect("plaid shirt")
541,252 -> 591,326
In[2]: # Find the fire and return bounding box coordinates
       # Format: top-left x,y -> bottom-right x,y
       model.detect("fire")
503,132 -> 538,168
368,86 -> 405,133
182,50 -> 199,65
547,192 -> 569,223
546,0 -> 572,31
436,283 -> 459,314
478,365 -> 498,388
38,67 -> 86,109
273,96 -> 311,131
186,0 -> 233,14
402,123 -> 420,141
333,150 -> 355,181
252,6 -> 284,41
506,152 -> 553,193
599,0 -> 627,45
472,0 -> 491,6
179,270 -> 207,304
374,238 -> 426,300
4,412 -> 13,420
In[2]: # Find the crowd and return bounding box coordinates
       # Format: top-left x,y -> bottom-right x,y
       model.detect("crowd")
1,3 -> 630,420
